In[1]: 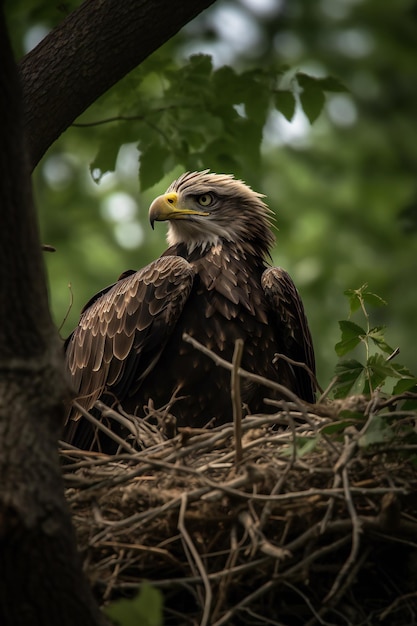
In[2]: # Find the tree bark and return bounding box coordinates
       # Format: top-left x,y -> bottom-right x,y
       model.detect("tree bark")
20,0 -> 216,171
0,4 -> 106,625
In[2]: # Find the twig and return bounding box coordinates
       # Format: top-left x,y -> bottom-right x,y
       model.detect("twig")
71,105 -> 181,127
211,525 -> 241,622
380,590 -> 417,620
94,400 -> 165,448
323,464 -> 362,603
320,472 -> 341,534
58,282 -> 74,333
103,548 -> 125,601
283,581 -> 335,626
238,510 -> 291,560
212,579 -> 277,626
95,401 -> 140,435
282,535 -> 351,580
321,422 -> 360,533
258,402 -> 298,532
110,556 -> 270,589
263,398 -> 319,431
182,332 -> 310,411
178,493 -> 212,626
308,548 -> 370,626
243,608 -> 289,625
231,339 -> 244,465
317,376 -> 339,403
72,401 -> 136,454
273,351 -> 323,394
73,113 -> 148,126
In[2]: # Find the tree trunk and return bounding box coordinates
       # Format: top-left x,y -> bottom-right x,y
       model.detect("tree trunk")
0,4 -> 106,625
20,0 -> 216,170
0,0 -> 216,621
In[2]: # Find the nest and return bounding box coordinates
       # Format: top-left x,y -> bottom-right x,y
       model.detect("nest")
61,392 -> 417,625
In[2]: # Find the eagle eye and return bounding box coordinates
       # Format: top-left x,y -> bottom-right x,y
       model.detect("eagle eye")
197,193 -> 213,207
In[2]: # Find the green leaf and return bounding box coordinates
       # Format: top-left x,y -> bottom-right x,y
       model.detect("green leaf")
139,142 -> 168,191
333,359 -> 367,398
189,53 -> 213,74
105,583 -> 163,626
362,291 -> 387,308
321,419 -> 359,435
367,326 -> 394,354
175,54 -> 213,98
296,436 -> 319,457
364,354 -> 397,392
234,117 -> 263,170
89,118 -> 138,183
401,398 -> 417,412
283,436 -> 319,457
316,76 -> 348,93
211,65 -> 241,101
338,410 -> 366,421
212,66 -> 271,128
174,109 -> 222,149
392,376 -> 417,394
335,320 -> 366,356
389,362 -> 415,378
344,287 -> 363,315
274,89 -> 296,121
297,73 -> 326,123
358,415 -> 393,448
344,284 -> 387,316
241,70 -> 270,122
203,136 -> 241,174
90,130 -> 122,182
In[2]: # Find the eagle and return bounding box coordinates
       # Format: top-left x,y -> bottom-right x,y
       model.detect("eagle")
63,171 -> 315,451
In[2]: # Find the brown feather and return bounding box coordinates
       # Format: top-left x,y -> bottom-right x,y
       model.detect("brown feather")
64,256 -> 194,424
262,266 -> 316,402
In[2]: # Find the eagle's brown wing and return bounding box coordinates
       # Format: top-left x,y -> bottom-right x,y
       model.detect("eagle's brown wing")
262,266 -> 316,403
64,256 -> 195,435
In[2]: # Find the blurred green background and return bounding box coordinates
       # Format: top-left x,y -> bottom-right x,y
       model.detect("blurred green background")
7,0 -> 417,387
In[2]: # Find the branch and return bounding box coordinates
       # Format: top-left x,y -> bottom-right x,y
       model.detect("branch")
231,339 -> 244,465
72,401 -> 136,454
178,494 -> 213,626
19,0 -> 216,169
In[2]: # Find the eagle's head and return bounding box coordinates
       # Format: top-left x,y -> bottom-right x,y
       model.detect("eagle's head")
149,170 -> 275,256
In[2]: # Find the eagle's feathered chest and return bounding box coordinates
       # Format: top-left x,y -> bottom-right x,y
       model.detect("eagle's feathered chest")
165,242 -> 269,324
133,243 -> 278,426
158,243 -> 273,370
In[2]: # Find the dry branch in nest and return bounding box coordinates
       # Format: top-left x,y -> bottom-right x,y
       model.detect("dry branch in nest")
61,382 -> 417,625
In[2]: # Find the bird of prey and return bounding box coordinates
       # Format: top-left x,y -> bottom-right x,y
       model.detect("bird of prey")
63,171 -> 315,450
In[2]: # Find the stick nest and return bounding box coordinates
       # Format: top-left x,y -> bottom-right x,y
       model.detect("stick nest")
62,393 -> 417,625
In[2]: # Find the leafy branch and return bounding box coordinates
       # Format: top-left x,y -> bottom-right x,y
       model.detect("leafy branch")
333,284 -> 417,399
81,54 -> 347,190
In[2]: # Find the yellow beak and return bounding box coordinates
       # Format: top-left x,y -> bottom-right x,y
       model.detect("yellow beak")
149,192 -> 209,229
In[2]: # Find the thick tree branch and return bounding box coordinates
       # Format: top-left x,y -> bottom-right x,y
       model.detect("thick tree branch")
0,3 -> 105,624
19,0 -> 216,170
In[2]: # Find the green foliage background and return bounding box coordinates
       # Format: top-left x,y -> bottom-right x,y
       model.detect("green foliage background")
7,0 -> 417,385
